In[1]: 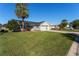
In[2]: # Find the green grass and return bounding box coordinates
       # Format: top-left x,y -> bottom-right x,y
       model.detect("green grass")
0,32 -> 74,56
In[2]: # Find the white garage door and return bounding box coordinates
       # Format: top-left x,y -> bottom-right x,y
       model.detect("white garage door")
40,25 -> 49,31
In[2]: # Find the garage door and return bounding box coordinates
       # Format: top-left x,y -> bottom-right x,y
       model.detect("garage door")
40,25 -> 49,31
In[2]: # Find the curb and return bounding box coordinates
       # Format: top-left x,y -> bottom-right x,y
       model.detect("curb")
67,41 -> 78,56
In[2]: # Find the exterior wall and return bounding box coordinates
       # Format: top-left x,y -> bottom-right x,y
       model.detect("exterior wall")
50,25 -> 55,29
0,27 -> 8,31
31,26 -> 40,31
39,22 -> 50,31
65,24 -> 73,30
66,24 -> 70,28
65,24 -> 70,28
31,22 -> 50,31
49,25 -> 59,30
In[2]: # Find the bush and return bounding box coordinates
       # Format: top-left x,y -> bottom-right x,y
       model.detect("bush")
0,29 -> 8,32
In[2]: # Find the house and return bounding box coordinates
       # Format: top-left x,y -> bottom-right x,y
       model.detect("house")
65,24 -> 73,30
16,20 -> 51,31
50,25 -> 59,30
31,21 -> 50,31
0,24 -> 8,32
0,24 -> 2,31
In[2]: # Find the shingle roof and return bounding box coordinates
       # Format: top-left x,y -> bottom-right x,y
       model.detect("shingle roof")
16,20 -> 45,26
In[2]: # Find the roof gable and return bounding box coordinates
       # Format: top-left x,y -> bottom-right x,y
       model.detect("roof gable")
40,21 -> 50,26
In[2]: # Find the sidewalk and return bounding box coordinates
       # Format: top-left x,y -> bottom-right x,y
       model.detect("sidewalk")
67,41 -> 78,56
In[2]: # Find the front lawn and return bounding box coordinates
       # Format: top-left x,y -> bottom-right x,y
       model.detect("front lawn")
0,32 -> 74,56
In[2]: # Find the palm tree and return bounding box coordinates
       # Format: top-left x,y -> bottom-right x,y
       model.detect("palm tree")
16,3 -> 29,31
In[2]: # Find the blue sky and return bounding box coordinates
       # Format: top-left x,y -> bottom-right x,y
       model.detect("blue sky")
0,3 -> 79,25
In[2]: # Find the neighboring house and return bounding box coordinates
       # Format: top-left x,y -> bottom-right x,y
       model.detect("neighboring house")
0,26 -> 8,30
16,20 -> 51,31
0,24 -> 8,31
65,24 -> 73,30
50,25 -> 59,30
65,24 -> 70,29
0,24 -> 2,31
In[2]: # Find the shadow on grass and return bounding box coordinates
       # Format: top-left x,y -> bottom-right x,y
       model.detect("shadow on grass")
0,31 -> 8,36
0,32 -> 4,35
62,33 -> 79,43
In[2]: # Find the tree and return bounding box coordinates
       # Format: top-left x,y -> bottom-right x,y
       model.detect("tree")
15,3 -> 29,31
0,23 -> 2,28
0,23 -> 2,26
7,19 -> 20,31
59,19 -> 68,29
72,20 -> 79,29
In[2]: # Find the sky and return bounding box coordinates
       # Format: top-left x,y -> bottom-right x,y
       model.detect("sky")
0,3 -> 79,25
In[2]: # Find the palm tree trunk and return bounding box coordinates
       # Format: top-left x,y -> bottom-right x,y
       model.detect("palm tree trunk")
22,18 -> 24,32
26,21 -> 28,31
